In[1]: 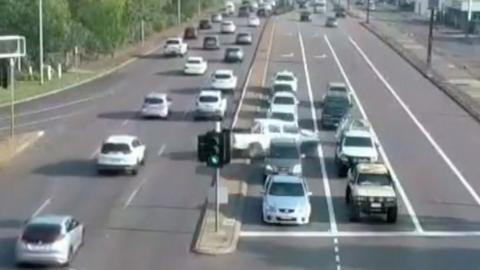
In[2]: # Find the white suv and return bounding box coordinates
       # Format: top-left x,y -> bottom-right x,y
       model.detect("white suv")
163,37 -> 188,57
194,90 -> 227,120
271,71 -> 298,93
221,20 -> 236,33
210,69 -> 238,91
97,135 -> 146,175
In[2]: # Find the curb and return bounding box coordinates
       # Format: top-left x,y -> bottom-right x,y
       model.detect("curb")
0,11 -> 218,109
0,130 -> 45,167
360,22 -> 480,124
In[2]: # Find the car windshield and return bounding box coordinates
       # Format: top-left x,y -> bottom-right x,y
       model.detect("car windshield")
166,40 -> 179,45
238,33 -> 250,38
269,144 -> 299,159
358,173 -> 392,186
273,84 -> 293,92
344,136 -> 373,147
268,182 -> 305,196
205,38 -> 217,44
273,96 -> 295,105
199,95 -> 218,102
227,48 -> 240,53
22,223 -> 62,244
215,73 -> 231,79
144,97 -> 164,104
330,86 -> 347,93
277,75 -> 294,81
101,143 -> 131,154
271,112 -> 295,122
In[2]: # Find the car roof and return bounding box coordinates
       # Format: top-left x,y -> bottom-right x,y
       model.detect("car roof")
275,70 -> 295,77
270,105 -> 296,113
167,37 -> 182,42
105,135 -> 137,144
344,129 -> 373,138
187,56 -> 204,61
270,174 -> 304,184
222,20 -> 234,24
214,69 -> 233,75
28,215 -> 71,226
145,92 -> 167,99
328,82 -> 347,88
273,91 -> 297,98
238,32 -> 251,36
356,163 -> 389,175
199,90 -> 221,97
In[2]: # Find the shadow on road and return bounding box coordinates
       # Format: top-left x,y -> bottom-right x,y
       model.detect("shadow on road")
97,111 -> 138,120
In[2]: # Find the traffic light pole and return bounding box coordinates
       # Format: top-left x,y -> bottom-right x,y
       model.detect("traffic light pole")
9,58 -> 15,140
215,121 -> 221,233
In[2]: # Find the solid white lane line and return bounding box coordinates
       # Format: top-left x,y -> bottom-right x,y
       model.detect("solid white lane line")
348,36 -> 480,206
298,29 -> 338,233
281,53 -> 294,58
240,230 -> 480,237
0,111 -> 83,131
324,34 -> 423,233
232,67 -> 253,128
157,144 -> 166,156
32,198 -> 51,217
261,18 -> 277,86
123,176 -> 149,209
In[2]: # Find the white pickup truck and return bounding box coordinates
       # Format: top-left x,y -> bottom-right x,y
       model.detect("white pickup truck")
163,37 -> 188,57
232,119 -> 319,158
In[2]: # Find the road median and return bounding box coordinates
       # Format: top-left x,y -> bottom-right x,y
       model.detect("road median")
193,17 -> 276,255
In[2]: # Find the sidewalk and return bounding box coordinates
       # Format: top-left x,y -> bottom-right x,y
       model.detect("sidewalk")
347,4 -> 480,121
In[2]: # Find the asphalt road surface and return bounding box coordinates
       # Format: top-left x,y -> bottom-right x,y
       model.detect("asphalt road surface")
1,5 -> 480,270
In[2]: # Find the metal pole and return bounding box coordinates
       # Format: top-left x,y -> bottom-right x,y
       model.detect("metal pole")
215,121 -> 221,233
141,20 -> 145,46
9,58 -> 15,140
366,0 -> 370,23
427,8 -> 435,68
177,0 -> 182,25
198,0 -> 201,17
466,0 -> 472,37
39,0 -> 44,85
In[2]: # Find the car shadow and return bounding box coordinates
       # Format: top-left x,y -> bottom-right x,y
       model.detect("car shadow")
0,237 -> 17,268
32,159 -> 128,178
97,111 -> 138,120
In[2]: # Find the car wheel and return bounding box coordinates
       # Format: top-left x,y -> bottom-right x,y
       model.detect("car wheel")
337,164 -> 347,177
131,166 -> 138,176
387,207 -> 398,223
345,188 -> 351,204
140,154 -> 146,166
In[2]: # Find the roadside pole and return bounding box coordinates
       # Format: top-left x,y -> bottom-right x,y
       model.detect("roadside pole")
426,8 -> 435,68
9,58 -> 15,140
38,0 -> 44,85
366,0 -> 370,23
466,0 -> 472,37
177,0 -> 182,25
215,121 -> 221,233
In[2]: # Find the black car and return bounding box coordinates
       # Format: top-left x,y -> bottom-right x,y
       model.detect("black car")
238,5 -> 250,17
198,19 -> 212,30
320,94 -> 351,129
224,47 -> 244,62
183,26 -> 198,39
203,35 -> 221,50
236,32 -> 253,45
300,11 -> 311,21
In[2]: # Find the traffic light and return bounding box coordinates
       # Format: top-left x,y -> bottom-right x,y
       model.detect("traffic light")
197,129 -> 231,168
197,133 -> 209,162
222,129 -> 231,165
0,59 -> 8,89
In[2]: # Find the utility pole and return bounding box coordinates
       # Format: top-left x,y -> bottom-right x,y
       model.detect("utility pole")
9,58 -> 15,140
214,121 -> 221,233
466,0 -> 473,37
177,0 -> 182,25
141,0 -> 145,46
366,0 -> 371,23
38,0 -> 44,85
198,0 -> 201,17
427,7 -> 435,68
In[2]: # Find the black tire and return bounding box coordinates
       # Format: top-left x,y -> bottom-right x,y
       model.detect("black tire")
345,188 -> 351,204
349,205 -> 360,222
140,155 -> 146,166
387,207 -> 398,223
337,164 -> 347,177
131,166 -> 138,176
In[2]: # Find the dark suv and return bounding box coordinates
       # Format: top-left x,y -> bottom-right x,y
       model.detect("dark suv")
263,138 -> 303,181
321,93 -> 351,129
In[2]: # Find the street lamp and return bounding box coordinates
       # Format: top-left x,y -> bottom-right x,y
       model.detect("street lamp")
38,0 -> 44,85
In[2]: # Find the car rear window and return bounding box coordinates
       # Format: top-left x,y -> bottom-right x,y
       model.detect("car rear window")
344,136 -> 373,147
273,84 -> 293,92
358,173 -> 391,186
330,86 -> 347,93
144,97 -> 164,104
271,112 -> 295,122
101,143 -> 131,154
205,37 -> 218,44
269,144 -> 299,159
269,182 -> 304,196
276,75 -> 294,81
199,96 -> 218,102
187,59 -> 201,64
273,96 -> 295,105
22,224 -> 62,244
238,33 -> 250,38
166,40 -> 180,45
215,73 -> 231,79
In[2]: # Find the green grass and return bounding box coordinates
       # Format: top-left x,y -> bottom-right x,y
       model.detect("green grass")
0,72 -> 96,106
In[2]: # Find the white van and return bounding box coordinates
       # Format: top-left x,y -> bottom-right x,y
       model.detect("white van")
225,1 -> 235,15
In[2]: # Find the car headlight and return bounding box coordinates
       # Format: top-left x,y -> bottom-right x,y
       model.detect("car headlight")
355,196 -> 367,202
265,204 -> 276,213
291,164 -> 302,174
386,197 -> 396,202
265,164 -> 275,172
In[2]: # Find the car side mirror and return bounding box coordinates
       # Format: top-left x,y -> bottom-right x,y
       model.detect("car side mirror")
307,191 -> 313,196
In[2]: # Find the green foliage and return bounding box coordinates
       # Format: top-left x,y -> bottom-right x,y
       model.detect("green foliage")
0,0 -> 221,68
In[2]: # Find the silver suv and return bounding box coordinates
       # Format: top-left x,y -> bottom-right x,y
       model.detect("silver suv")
345,163 -> 398,223
264,138 -> 303,181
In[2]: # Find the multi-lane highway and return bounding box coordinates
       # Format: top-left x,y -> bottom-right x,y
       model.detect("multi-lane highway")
1,3 -> 480,270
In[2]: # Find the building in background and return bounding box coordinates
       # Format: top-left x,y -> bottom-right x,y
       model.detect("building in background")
443,0 -> 480,31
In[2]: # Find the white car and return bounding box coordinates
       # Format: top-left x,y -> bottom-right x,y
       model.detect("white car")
163,37 -> 188,57
248,15 -> 261,26
262,174 -> 312,225
271,71 -> 298,93
195,90 -> 227,120
184,56 -> 208,75
269,91 -> 298,115
210,69 -> 238,91
97,135 -> 146,175
221,20 -> 237,33
268,106 -> 298,127
141,92 -> 172,118
16,215 -> 84,266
